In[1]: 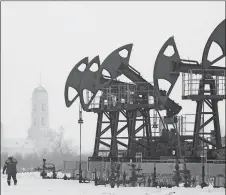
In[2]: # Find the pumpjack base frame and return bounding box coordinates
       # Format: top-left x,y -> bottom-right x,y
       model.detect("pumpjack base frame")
88,156 -> 225,163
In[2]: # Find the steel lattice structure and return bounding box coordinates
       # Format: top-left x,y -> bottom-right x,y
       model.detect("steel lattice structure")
64,19 -> 225,161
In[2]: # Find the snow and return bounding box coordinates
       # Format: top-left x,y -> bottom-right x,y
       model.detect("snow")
1,172 -> 225,195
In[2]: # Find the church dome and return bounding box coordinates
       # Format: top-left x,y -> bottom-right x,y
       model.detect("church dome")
32,85 -> 47,97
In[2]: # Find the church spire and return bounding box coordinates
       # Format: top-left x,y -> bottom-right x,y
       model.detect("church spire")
39,73 -> 42,86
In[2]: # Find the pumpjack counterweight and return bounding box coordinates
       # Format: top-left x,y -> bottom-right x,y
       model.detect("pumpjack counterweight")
64,19 -> 225,161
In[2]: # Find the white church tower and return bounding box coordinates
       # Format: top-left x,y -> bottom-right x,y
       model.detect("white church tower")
28,84 -> 51,141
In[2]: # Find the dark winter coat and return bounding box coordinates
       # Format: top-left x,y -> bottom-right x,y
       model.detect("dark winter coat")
3,157 -> 18,174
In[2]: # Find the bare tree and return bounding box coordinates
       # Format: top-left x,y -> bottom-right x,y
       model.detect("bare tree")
50,126 -> 77,158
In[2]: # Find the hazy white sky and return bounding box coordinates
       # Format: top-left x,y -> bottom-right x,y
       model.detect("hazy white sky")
1,1 -> 225,153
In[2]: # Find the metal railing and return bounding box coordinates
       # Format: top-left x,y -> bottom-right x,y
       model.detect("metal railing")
84,82 -> 156,109
182,69 -> 225,97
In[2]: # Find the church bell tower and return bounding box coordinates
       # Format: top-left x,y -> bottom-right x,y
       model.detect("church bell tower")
28,84 -> 51,140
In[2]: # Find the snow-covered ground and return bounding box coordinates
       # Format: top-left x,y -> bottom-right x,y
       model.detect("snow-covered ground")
1,172 -> 225,195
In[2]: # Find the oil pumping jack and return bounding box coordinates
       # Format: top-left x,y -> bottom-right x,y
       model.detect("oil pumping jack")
153,19 -> 225,158
64,46 -> 182,160
64,19 -> 225,160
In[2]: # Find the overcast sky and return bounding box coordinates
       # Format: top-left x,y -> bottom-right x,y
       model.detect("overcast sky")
1,1 -> 225,153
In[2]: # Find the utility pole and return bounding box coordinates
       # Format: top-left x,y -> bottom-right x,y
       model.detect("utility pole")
201,103 -> 208,188
78,103 -> 83,183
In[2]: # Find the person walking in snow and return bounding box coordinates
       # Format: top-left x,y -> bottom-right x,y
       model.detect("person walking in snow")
2,153 -> 18,186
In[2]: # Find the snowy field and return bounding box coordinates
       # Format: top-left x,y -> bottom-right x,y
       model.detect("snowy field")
1,172 -> 225,195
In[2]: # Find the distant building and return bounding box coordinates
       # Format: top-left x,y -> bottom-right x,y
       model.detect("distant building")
28,84 -> 53,143
1,84 -> 57,156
